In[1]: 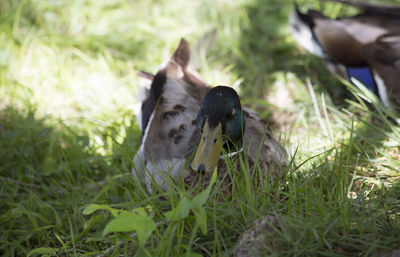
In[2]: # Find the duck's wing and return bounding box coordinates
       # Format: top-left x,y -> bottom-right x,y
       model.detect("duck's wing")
133,39 -> 211,191
291,2 -> 400,107
333,9 -> 400,106
242,108 -> 288,173
290,9 -> 366,65
362,34 -> 400,67
133,76 -> 203,192
361,34 -> 400,106
142,76 -> 203,161
312,16 -> 366,66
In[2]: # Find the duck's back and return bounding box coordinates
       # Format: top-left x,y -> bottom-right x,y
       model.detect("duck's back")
133,39 -> 210,191
142,75 -> 202,160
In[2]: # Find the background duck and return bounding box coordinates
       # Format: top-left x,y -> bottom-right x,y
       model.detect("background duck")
133,39 -> 288,193
290,0 -> 400,108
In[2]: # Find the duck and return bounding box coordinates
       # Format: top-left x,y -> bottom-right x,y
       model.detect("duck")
132,39 -> 288,193
289,0 -> 400,108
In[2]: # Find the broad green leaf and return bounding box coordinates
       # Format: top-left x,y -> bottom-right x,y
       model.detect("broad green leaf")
192,185 -> 212,208
193,169 -> 217,208
103,212 -> 156,247
82,204 -> 123,217
165,195 -> 193,221
164,210 -> 174,220
193,207 -> 207,235
27,247 -> 59,257
165,170 -> 216,223
133,206 -> 153,217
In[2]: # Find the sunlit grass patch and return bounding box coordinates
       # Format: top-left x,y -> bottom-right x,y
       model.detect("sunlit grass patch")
8,39 -> 136,118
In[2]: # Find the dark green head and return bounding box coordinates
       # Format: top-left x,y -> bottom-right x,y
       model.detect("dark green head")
191,86 -> 245,173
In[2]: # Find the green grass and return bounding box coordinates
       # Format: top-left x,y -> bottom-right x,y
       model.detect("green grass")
1,0 -> 400,256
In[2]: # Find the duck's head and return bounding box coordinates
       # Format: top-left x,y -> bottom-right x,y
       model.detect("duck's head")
191,86 -> 245,173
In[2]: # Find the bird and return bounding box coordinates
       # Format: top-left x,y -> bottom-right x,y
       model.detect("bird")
132,39 -> 288,193
289,0 -> 400,108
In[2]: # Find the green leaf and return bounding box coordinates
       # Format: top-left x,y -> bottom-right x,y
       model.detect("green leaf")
165,195 -> 193,221
189,170 -> 217,209
82,204 -> 123,217
192,185 -> 212,208
133,206 -> 153,217
27,247 -> 59,257
193,207 -> 207,235
165,170 -> 217,222
103,212 -> 156,247
210,168 -> 217,184
164,169 -> 216,232
164,210 -> 174,220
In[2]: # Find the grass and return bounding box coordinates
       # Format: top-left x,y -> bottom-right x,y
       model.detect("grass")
1,0 -> 400,256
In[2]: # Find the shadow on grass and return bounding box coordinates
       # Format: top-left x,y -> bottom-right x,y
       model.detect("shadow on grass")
0,105 -> 144,256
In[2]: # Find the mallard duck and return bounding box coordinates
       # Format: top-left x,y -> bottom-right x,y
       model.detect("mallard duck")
132,39 -> 287,193
290,0 -> 400,107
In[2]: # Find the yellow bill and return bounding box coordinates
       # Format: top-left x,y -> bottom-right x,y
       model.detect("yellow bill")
191,121 -> 223,173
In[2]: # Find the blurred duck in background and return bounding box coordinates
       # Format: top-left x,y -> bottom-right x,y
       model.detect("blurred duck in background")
290,0 -> 400,108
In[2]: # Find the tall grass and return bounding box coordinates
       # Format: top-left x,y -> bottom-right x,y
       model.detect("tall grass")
1,0 -> 400,256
